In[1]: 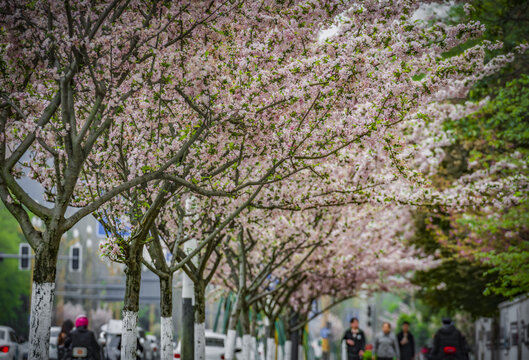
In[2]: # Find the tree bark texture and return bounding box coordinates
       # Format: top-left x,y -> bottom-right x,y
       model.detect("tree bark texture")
121,245 -> 142,360
160,275 -> 173,360
29,236 -> 60,360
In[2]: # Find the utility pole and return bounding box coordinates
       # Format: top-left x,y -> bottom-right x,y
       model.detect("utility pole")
182,197 -> 197,360
181,239 -> 196,360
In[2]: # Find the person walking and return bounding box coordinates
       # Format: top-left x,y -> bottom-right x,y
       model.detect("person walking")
66,315 -> 101,360
373,322 -> 400,360
342,317 -> 366,360
431,318 -> 469,360
58,319 -> 74,360
397,321 -> 415,360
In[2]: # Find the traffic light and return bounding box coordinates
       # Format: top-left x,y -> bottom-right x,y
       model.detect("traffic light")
69,244 -> 82,272
19,243 -> 31,270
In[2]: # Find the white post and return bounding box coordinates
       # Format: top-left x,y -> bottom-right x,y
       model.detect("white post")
195,322 -> 206,360
121,310 -> 139,360
28,282 -> 54,360
160,316 -> 173,360
225,329 -> 237,360
182,227 -> 197,360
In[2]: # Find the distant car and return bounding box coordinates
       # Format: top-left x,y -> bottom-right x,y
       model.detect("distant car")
49,326 -> 61,360
173,331 -> 240,360
145,335 -> 159,360
99,320 -> 153,360
17,342 -> 27,360
0,326 -> 20,360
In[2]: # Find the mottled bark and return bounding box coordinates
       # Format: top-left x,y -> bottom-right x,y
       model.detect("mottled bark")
29,282 -> 55,360
29,233 -> 61,360
194,280 -> 206,360
160,276 -> 173,360
121,244 -> 142,359
160,275 -> 173,317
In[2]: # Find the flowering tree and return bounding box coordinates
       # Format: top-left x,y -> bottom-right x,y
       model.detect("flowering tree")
214,209 -> 330,360
213,204 -> 434,360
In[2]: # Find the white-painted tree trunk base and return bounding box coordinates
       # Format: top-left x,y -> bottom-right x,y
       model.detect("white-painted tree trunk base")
341,340 -> 347,360
160,316 -> 173,360
251,337 -> 258,360
121,310 -> 138,360
225,329 -> 237,360
277,345 -> 284,360
298,345 -> 303,360
284,341 -> 292,360
242,334 -> 252,360
29,282 -> 55,360
266,337 -> 275,360
195,322 -> 206,360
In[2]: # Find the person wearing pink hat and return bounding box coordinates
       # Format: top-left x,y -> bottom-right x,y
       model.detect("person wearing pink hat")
64,315 -> 101,359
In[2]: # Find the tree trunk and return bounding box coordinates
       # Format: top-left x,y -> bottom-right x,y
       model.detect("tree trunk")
224,298 -> 242,360
251,336 -> 258,360
266,324 -> 276,360
290,331 -> 299,360
29,238 -> 59,360
160,275 -> 173,360
241,306 -> 252,360
298,345 -> 304,360
290,313 -> 301,360
285,340 -> 292,360
121,245 -> 142,360
194,280 -> 206,360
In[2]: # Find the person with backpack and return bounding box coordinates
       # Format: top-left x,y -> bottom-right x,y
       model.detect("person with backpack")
66,315 -> 101,360
373,322 -> 400,360
431,318 -> 469,360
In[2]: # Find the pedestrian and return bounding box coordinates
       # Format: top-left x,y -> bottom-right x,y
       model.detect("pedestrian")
397,321 -> 415,360
58,319 -> 74,360
67,315 -> 101,360
431,318 -> 469,360
373,322 -> 400,360
342,317 -> 366,360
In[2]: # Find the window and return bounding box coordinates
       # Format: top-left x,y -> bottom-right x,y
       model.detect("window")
9,331 -> 17,342
108,334 -> 121,348
205,338 -> 224,347
0,330 -> 6,341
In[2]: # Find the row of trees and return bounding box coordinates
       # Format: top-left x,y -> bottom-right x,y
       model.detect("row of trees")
1,0 -> 526,359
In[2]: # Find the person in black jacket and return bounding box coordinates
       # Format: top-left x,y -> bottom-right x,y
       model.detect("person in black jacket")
397,321 -> 415,360
343,317 -> 366,360
67,315 -> 101,360
58,319 -> 74,360
431,318 -> 469,360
